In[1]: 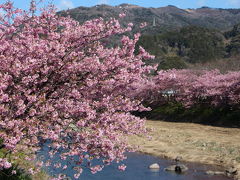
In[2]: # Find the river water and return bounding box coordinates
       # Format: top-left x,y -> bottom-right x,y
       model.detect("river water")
38,145 -> 232,180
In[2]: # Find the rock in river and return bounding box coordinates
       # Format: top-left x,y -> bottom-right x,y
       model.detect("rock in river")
206,171 -> 225,175
149,163 -> 160,169
165,164 -> 188,173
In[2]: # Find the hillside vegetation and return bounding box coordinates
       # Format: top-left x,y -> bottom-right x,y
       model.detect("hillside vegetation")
59,5 -> 240,71
137,24 -> 240,70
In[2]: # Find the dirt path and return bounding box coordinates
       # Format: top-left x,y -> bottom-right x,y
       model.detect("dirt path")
128,120 -> 240,179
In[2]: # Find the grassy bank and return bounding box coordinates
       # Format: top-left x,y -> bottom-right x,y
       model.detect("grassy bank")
128,120 -> 240,179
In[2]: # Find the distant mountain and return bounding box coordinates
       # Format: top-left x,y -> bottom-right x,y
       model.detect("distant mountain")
58,4 -> 240,33
57,4 -> 240,70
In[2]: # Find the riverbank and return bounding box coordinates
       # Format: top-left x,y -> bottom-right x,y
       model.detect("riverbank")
128,120 -> 240,179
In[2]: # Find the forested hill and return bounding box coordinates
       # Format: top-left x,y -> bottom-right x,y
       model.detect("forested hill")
58,4 -> 240,32
136,24 -> 240,70
58,4 -> 240,70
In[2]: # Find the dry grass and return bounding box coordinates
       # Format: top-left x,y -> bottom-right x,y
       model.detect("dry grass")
128,120 -> 240,179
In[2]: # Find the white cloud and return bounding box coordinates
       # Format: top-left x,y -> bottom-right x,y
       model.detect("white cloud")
197,0 -> 207,7
228,0 -> 240,6
57,0 -> 74,10
97,0 -> 109,5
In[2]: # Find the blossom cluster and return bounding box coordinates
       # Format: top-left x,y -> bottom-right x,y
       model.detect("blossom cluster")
0,158 -> 12,170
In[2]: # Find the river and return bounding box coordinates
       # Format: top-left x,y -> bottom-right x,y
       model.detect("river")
38,145 -> 232,180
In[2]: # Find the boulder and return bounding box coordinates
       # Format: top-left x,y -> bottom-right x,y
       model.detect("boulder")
226,167 -> 238,177
214,171 -> 225,175
149,163 -> 160,169
175,164 -> 188,173
206,171 -> 225,175
206,171 -> 215,175
164,164 -> 188,173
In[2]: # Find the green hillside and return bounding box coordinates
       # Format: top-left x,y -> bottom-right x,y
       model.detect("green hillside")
138,25 -> 240,70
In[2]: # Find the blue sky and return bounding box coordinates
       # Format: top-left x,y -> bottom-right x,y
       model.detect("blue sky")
8,0 -> 240,10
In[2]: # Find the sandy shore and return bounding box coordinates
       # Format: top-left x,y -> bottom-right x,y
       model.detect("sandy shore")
128,120 -> 240,179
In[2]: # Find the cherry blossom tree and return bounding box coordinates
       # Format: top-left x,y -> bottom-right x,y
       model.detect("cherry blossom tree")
175,70 -> 240,107
138,69 -> 240,108
0,1 -> 154,178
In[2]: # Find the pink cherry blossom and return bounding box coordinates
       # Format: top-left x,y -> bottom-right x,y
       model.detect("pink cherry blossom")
0,0 -> 154,177
119,13 -> 126,18
0,158 -> 12,169
118,164 -> 126,171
